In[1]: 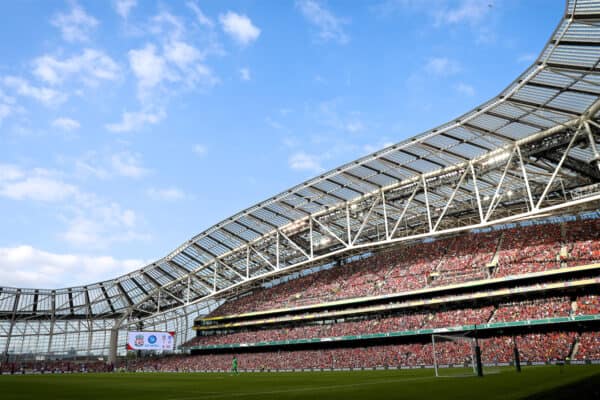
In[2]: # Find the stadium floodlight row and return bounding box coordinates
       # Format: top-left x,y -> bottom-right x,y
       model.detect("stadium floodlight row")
1,0 -> 600,365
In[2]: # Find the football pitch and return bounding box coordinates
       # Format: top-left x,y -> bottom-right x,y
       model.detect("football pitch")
1,365 -> 599,400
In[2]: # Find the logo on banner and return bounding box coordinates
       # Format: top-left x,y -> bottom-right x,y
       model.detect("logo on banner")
135,335 -> 144,346
148,335 -> 157,344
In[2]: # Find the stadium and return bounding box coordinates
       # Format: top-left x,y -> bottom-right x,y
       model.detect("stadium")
2,0 -> 600,399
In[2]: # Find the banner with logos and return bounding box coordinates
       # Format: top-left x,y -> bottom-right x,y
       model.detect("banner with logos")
126,331 -> 175,351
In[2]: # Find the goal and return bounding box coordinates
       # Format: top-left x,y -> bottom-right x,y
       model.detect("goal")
431,333 -> 480,377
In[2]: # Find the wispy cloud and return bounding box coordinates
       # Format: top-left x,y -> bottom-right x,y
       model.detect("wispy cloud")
129,44 -> 172,91
187,1 -> 215,28
0,166 -> 77,202
114,0 -> 137,19
0,245 -> 145,288
128,41 -> 218,102
193,144 -> 208,157
296,0 -> 349,44
239,67 -> 251,81
289,151 -> 325,173
434,0 -> 492,26
3,76 -> 67,106
33,49 -> 121,87
455,82 -> 475,96
51,2 -> 99,42
60,202 -> 147,248
52,117 -> 80,131
374,0 -> 495,44
219,11 -> 261,46
146,187 -> 186,201
105,109 -> 165,133
110,152 -> 150,178
424,57 -> 461,76
0,89 -> 17,123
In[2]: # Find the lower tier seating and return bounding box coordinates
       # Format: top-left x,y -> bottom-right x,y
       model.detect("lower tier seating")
130,331 -> 595,372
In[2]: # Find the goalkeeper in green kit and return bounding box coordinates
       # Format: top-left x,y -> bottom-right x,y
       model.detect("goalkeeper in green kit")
231,356 -> 238,374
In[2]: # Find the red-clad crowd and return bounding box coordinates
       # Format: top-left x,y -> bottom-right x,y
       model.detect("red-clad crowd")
184,294 -> 596,349
495,224 -> 562,277
575,331 -> 600,360
129,331 -> 587,372
492,297 -> 572,322
565,218 -> 600,267
212,220 -> 600,317
575,295 -> 600,315
185,306 -> 495,348
0,360 -> 111,374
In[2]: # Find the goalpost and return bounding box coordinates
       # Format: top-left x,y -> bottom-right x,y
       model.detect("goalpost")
431,333 -> 481,377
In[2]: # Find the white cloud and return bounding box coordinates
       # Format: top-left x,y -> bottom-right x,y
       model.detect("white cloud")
52,117 -> 81,131
193,144 -> 207,157
0,89 -> 18,123
3,76 -> 67,106
128,42 -> 218,101
0,103 -> 13,123
0,167 -> 78,202
75,150 -> 157,180
75,154 -> 110,180
434,0 -> 491,26
289,152 -> 324,173
219,11 -> 261,45
110,152 -> 149,178
266,117 -> 285,130
424,57 -> 461,76
147,187 -> 185,201
164,40 -> 202,69
129,44 -> 171,90
60,202 -> 146,248
187,1 -> 214,28
51,2 -> 99,42
114,0 -> 137,19
239,67 -> 251,81
296,0 -> 349,44
345,121 -> 364,133
0,163 -> 149,250
0,164 -> 24,181
151,11 -> 186,41
455,82 -> 475,96
105,109 -> 165,133
0,245 -> 145,288
375,1 -> 494,44
33,49 -> 120,87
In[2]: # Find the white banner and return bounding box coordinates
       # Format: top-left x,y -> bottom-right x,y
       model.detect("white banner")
126,331 -> 175,351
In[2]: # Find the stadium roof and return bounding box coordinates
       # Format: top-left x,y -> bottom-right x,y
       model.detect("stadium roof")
2,0 -> 600,323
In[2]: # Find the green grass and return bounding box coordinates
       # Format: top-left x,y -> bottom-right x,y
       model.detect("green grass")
1,365 -> 599,400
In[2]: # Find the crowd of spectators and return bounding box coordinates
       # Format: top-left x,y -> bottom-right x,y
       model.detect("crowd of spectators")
431,232 -> 498,286
495,224 -> 562,277
185,299 -> 579,348
212,220 -> 600,317
574,331 -> 600,360
575,295 -> 600,315
0,360 -> 111,374
492,297 -> 572,322
565,218 -> 600,267
131,331 -> 584,372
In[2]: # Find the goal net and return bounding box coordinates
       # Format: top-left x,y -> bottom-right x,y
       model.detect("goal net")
431,333 -> 478,377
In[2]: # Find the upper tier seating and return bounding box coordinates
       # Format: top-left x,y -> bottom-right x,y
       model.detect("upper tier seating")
211,219 -> 599,317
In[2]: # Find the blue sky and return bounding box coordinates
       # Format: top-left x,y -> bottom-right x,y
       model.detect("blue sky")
0,0 -> 564,288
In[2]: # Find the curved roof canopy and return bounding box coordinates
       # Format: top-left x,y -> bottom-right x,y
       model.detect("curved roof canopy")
2,0 -> 600,323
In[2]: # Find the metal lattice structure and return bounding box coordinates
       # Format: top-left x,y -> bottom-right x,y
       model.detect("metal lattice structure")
2,0 -> 600,363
